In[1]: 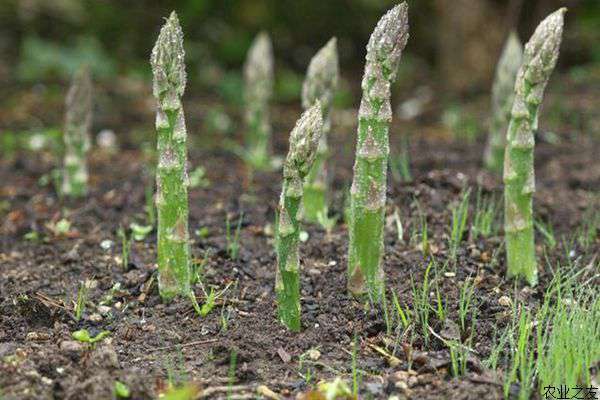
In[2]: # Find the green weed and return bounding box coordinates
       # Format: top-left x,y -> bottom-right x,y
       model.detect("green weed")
471,189 -> 498,239
449,189 -> 470,262
225,213 -> 243,260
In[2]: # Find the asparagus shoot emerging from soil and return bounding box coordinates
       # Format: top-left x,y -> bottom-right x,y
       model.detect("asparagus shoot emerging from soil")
504,8 -> 565,286
151,11 -> 192,301
301,37 -> 339,222
484,32 -> 523,173
275,103 -> 323,331
347,3 -> 409,301
62,65 -> 92,197
243,32 -> 274,170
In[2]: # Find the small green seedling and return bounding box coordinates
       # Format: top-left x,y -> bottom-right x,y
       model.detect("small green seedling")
458,277 -> 476,335
117,227 -> 132,269
448,339 -> 469,377
160,384 -> 199,400
449,188 -> 470,262
195,226 -> 210,239
129,222 -> 152,241
228,349 -> 238,399
317,377 -> 353,400
74,280 -> 91,321
391,291 -> 410,330
442,104 -> 481,143
434,282 -> 447,323
114,381 -> 130,399
225,213 -> 243,260
189,165 -> 210,188
316,207 -> 338,237
471,188 -> 498,239
200,287 -> 216,317
535,218 -> 557,249
24,231 -> 41,242
46,218 -> 72,237
220,305 -> 232,332
72,329 -> 110,344
390,137 -> 412,183
409,198 -> 428,254
199,282 -> 232,318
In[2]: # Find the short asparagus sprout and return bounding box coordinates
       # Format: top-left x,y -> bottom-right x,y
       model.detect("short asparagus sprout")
484,32 -> 523,173
301,37 -> 339,222
243,32 -> 274,170
275,103 -> 323,331
504,8 -> 566,286
62,65 -> 92,197
347,3 -> 409,301
151,11 -> 193,301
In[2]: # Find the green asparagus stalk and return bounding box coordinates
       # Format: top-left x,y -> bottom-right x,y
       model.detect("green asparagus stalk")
301,37 -> 339,222
347,3 -> 409,301
150,11 -> 192,301
504,8 -> 565,286
243,32 -> 274,170
62,66 -> 92,197
275,103 -> 323,331
484,32 -> 523,173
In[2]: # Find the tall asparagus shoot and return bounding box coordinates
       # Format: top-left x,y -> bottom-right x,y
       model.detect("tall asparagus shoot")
243,32 -> 274,170
504,8 -> 565,286
62,66 -> 92,197
484,32 -> 523,173
301,38 -> 339,222
151,12 -> 192,301
275,103 -> 323,331
347,3 -> 409,301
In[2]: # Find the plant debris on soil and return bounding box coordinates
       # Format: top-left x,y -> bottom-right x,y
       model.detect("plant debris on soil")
1,70 -> 599,400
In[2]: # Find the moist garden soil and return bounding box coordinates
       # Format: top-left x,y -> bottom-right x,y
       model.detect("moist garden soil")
1,73 -> 599,400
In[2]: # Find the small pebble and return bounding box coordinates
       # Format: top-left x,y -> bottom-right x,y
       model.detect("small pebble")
88,313 -> 103,322
97,129 -> 117,148
299,231 -> 309,242
408,376 -> 418,387
97,305 -> 112,315
60,340 -> 83,353
308,349 -> 321,360
498,295 -> 512,307
100,240 -> 113,251
26,332 -> 50,341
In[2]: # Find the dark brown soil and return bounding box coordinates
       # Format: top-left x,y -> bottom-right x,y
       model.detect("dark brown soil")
1,73 -> 599,400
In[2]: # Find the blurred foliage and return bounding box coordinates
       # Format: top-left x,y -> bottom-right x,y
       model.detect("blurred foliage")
577,1 -> 600,62
18,36 -> 116,81
0,0 -> 435,84
275,68 -> 303,103
0,0 -> 598,100
442,104 -> 483,143
0,128 -> 63,159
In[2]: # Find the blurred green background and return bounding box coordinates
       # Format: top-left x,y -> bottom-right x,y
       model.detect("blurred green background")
0,0 -> 599,140
1,0 -> 599,88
